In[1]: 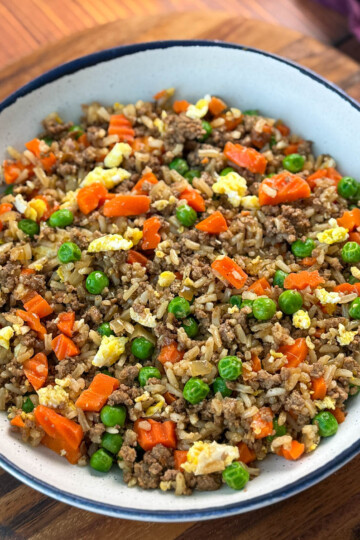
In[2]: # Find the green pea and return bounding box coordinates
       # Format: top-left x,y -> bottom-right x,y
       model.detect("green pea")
229,295 -> 242,308
243,109 -> 258,116
313,411 -> 338,437
252,298 -> 277,320
182,317 -> 199,338
22,396 -> 34,413
199,120 -> 212,141
273,270 -> 288,288
101,432 -> 123,455
100,405 -> 126,427
57,242 -> 81,264
341,242 -> 360,263
176,204 -> 197,227
184,170 -> 201,184
18,219 -> 39,237
349,297 -> 360,319
220,167 -> 235,176
240,299 -> 254,317
348,276 -> 360,284
138,366 -> 161,387
97,322 -> 114,337
282,153 -> 305,173
86,271 -> 109,295
4,185 -> 14,195
278,290 -> 303,315
222,462 -> 250,490
131,337 -> 155,360
42,136 -> 53,146
337,177 -> 360,200
69,124 -> 84,139
267,417 -> 286,442
212,377 -> 232,397
48,209 -> 74,228
168,296 -> 191,319
169,157 -> 189,176
90,448 -> 113,472
218,356 -> 242,381
183,378 -> 210,404
291,238 -> 315,258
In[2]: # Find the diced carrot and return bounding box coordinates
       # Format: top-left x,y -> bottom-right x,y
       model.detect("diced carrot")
278,440 -> 305,460
158,342 -> 184,365
127,250 -> 148,267
142,216 -> 161,250
0,203 -> 13,214
41,433 -> 83,465
41,152 -> 57,173
78,133 -> 89,147
195,211 -> 228,234
2,160 -> 33,184
209,96 -> 227,116
349,231 -> 360,244
331,407 -> 346,424
284,270 -> 324,290
103,195 -> 150,217
23,292 -> 53,318
311,376 -> 327,400
25,138 -> 41,157
75,373 -> 120,412
23,352 -> 48,390
132,171 -> 158,195
57,312 -> 75,337
251,407 -> 274,439
275,121 -> 290,136
21,268 -> 36,275
174,449 -> 188,470
306,167 -> 342,190
251,353 -> 262,372
164,391 -> 177,404
35,405 -> 83,449
179,188 -> 206,212
221,114 -> 243,131
301,257 -> 316,267
314,328 -> 324,338
258,171 -> 311,206
284,143 -> 299,155
251,124 -> 272,149
248,277 -> 271,296
153,89 -> 167,100
108,114 -> 135,142
333,282 -> 360,295
11,415 -> 25,428
134,418 -> 177,451
173,100 -> 190,114
278,338 -> 308,368
131,136 -> 150,153
211,256 -> 248,289
224,141 -> 267,174
337,208 -> 360,231
16,310 -> 46,338
77,182 -> 108,215
52,334 -> 80,361
237,442 -> 256,464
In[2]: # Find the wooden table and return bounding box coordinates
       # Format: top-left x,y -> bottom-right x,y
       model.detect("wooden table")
1,9 -> 360,540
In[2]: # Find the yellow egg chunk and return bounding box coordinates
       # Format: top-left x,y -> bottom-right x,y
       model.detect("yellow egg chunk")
25,198 -> 47,220
314,396 -> 336,410
315,289 -> 341,305
292,310 -> 311,329
337,323 -> 357,346
0,326 -> 14,349
104,143 -> 132,168
317,219 -> 348,245
123,227 -> 143,246
240,195 -> 260,209
92,335 -> 128,367
130,307 -> 157,328
37,385 -> 69,408
212,172 -> 248,207
186,97 -> 210,120
80,166 -> 130,189
182,441 -> 239,475
158,271 -> 176,287
88,234 -> 133,253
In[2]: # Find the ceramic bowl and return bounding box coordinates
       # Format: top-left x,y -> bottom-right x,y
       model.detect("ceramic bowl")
1,41 -> 360,522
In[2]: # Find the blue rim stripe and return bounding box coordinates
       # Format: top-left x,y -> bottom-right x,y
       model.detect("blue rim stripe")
1,39 -> 360,522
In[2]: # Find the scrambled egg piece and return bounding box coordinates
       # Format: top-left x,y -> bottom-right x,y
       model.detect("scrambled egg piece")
314,396 -> 336,410
14,194 -> 28,214
186,96 -> 210,120
25,199 -> 47,221
182,441 -> 239,476
317,218 -> 348,245
145,394 -> 165,417
130,307 -> 156,328
104,142 -> 132,168
158,271 -> 176,287
315,289 -> 341,305
0,326 -> 14,349
37,385 -> 69,408
228,305 -> 239,314
60,190 -> 79,210
154,118 -> 165,134
351,266 -> 360,280
80,166 -> 130,189
92,335 -> 128,367
240,195 -> 260,209
293,310 -> 311,329
88,234 -> 133,253
212,172 -> 248,207
337,323 -> 357,346
123,227 -> 142,246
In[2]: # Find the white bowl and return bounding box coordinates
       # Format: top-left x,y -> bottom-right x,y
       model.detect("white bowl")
1,41 -> 360,522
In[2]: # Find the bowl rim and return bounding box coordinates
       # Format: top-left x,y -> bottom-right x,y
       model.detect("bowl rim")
1,39 -> 360,522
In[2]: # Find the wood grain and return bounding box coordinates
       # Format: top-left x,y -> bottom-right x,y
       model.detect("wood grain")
1,9 -> 360,540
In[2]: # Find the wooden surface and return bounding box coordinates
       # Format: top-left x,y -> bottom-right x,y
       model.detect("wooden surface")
1,8 -> 360,540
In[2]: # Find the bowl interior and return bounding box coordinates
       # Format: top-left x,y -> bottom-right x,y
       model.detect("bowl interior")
1,42 -> 360,521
